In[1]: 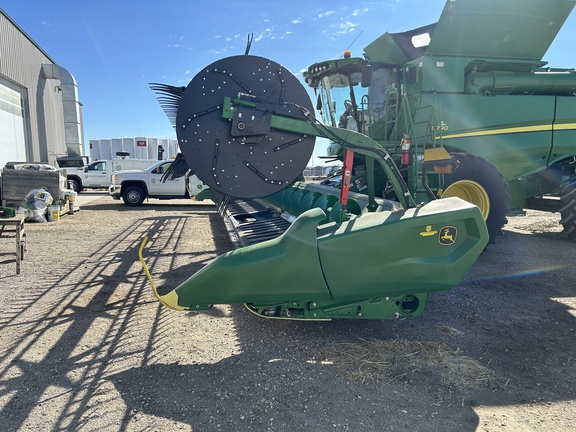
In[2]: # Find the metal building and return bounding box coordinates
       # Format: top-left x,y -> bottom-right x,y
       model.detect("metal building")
0,8 -> 84,170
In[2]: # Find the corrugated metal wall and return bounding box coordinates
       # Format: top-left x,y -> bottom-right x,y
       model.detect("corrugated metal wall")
0,10 -> 68,166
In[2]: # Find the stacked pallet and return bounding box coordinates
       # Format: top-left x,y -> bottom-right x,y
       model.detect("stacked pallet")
1,165 -> 67,208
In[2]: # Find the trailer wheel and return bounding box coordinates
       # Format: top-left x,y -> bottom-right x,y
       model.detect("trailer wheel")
442,153 -> 510,244
122,186 -> 146,206
559,179 -> 576,241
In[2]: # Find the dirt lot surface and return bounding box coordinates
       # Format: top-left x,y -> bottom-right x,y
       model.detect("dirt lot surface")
0,192 -> 575,431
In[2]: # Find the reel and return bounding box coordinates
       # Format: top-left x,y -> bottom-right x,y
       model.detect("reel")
175,55 -> 315,198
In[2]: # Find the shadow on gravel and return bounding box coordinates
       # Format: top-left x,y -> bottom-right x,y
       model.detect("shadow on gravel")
0,205 -> 229,430
108,229 -> 575,430
1,207 -> 574,431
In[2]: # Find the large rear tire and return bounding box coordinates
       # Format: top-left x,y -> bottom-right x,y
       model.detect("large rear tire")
559,179 -> 576,241
442,153 -> 510,244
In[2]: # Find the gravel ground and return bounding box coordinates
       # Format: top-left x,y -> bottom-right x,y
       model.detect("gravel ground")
0,192 -> 575,431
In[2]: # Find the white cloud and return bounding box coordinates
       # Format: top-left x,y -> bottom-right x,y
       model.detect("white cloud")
340,21 -> 357,31
352,7 -> 369,16
41,20 -> 52,26
318,11 -> 335,18
320,18 -> 359,39
292,18 -> 302,24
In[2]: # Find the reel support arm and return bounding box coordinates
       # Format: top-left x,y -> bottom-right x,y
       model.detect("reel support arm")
222,96 -> 415,209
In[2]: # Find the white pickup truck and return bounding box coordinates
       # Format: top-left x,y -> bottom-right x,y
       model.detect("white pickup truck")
60,157 -> 157,193
108,159 -> 210,206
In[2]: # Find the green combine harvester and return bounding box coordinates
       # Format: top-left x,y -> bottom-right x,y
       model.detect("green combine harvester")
142,0 -> 576,320
302,0 -> 576,243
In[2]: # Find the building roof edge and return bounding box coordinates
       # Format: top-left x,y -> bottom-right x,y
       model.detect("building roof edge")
0,7 -> 58,65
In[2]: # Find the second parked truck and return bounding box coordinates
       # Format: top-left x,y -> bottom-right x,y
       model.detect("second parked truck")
58,156 -> 157,193
109,159 -> 210,206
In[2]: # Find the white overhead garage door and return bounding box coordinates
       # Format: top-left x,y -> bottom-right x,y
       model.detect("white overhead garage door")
0,76 -> 27,169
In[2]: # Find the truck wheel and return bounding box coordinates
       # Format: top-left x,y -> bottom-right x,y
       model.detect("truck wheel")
122,186 -> 145,206
442,153 -> 510,244
69,179 -> 82,193
559,179 -> 576,241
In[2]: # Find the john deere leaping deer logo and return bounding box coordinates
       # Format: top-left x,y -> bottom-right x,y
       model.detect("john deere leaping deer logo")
439,226 -> 457,245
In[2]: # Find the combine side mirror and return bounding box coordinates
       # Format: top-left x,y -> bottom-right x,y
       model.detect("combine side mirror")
361,64 -> 373,87
316,94 -> 323,111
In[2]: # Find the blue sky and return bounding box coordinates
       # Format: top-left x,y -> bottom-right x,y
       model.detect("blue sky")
2,0 -> 576,162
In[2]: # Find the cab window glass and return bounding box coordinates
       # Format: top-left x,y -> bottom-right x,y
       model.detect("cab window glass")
90,161 -> 106,171
152,162 -> 171,174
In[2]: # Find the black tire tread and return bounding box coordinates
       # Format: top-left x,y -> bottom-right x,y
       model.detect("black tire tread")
559,180 -> 576,241
69,179 -> 82,193
122,186 -> 145,206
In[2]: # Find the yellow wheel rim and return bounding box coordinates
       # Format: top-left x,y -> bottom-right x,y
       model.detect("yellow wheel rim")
442,180 -> 490,220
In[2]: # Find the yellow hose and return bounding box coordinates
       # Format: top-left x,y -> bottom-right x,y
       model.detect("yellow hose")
138,236 -> 186,311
